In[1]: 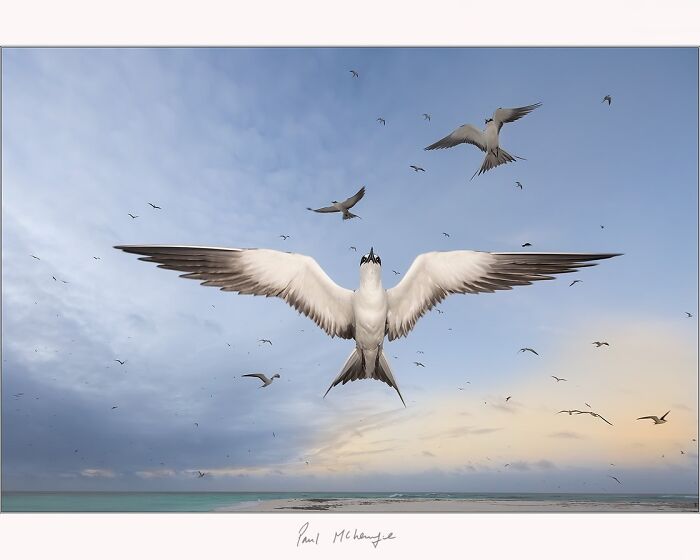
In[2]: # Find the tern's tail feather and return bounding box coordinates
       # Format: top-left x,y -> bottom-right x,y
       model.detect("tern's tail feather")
471,147 -> 522,180
324,349 -> 406,406
342,210 -> 360,220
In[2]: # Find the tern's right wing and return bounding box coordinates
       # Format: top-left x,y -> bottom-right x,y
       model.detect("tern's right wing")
307,205 -> 339,213
424,124 -> 486,151
115,245 -> 355,339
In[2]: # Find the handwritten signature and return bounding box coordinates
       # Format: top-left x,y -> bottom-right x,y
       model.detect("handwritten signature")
297,521 -> 396,549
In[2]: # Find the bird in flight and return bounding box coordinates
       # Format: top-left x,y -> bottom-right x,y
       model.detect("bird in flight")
637,411 -> 670,425
111,406 -> 118,410
413,362 -> 426,368
578,410 -> 614,426
519,348 -> 539,356
197,471 -> 207,478
521,243 -> 532,248
425,102 -> 542,179
148,203 -> 162,210
114,359 -> 126,365
258,339 -> 272,345
436,309 -> 444,314
128,213 -> 138,219
569,280 -> 582,287
410,165 -> 426,172
592,341 -> 609,347
392,270 -> 401,275
515,181 -> 523,190
558,410 -> 583,415
31,254 -> 41,260
350,70 -> 359,78
115,245 -> 618,405
602,95 -> 612,106
585,402 -> 592,408
609,475 -> 622,484
93,256 -> 101,260
551,376 -> 567,382
243,373 -> 280,387
349,246 -> 357,252
505,396 -> 512,402
307,186 -> 365,220
279,235 -> 290,240
377,117 -> 386,126
416,350 -> 424,354
685,312 -> 693,318
52,276 -> 57,281
442,232 -> 450,238
422,113 -> 431,121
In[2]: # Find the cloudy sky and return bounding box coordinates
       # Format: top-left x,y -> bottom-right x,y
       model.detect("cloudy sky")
2,48 -> 697,493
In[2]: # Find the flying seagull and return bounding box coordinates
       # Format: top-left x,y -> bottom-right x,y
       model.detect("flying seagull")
93,256 -> 101,260
519,348 -> 539,356
551,376 -> 567,382
114,359 -> 126,365
279,235 -> 290,240
148,203 -> 162,210
410,165 -> 426,172
115,245 -> 619,405
442,232 -> 450,238
416,350 -> 424,354
515,181 -> 523,190
569,280 -> 582,287
243,373 -> 280,387
637,411 -> 670,425
258,339 -> 272,345
392,270 -> 401,275
685,312 -> 693,318
111,406 -> 118,410
592,341 -> 609,347
31,254 -> 41,260
128,213 -> 138,219
307,186 -> 365,220
377,117 -> 386,126
608,475 -> 622,484
350,70 -> 359,78
522,243 -> 532,247
602,95 -> 612,106
425,102 -> 542,179
197,471 -> 206,478
413,362 -> 426,368
349,246 -> 357,252
422,113 -> 431,121
505,396 -> 512,402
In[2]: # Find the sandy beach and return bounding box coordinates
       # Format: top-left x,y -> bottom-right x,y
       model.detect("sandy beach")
219,497 -> 698,513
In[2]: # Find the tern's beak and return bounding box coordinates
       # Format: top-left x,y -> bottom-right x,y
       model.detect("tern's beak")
368,247 -> 375,262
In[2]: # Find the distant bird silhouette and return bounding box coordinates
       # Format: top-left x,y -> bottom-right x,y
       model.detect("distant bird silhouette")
519,348 -> 539,356
436,309 -> 444,314
111,406 -> 118,409
128,213 -> 138,219
197,471 -> 206,478
551,376 -> 567,382
31,254 -> 40,260
505,396 -> 512,402
413,362 -> 426,368
392,270 -> 401,275
258,339 -> 272,345
637,411 -> 670,425
148,203 -> 162,209
416,350 -> 424,354
279,235 -> 290,240
609,475 -> 621,484
585,402 -> 592,408
521,243 -> 532,247
243,373 -> 280,387
685,312 -> 693,318
52,276 -> 57,281
60,279 -> 69,284
515,181 -> 523,189
93,256 -> 101,260
680,450 -> 686,455
194,422 -> 199,427
350,70 -> 359,78
349,246 -> 357,252
422,113 -> 431,121
114,359 -> 126,365
307,186 -> 365,220
442,232 -> 450,238
569,280 -> 582,287
602,95 -> 612,106
592,341 -> 609,347
410,165 -> 426,172
377,117 -> 386,126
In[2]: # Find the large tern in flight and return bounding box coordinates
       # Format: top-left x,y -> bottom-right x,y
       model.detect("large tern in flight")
115,245 -> 619,405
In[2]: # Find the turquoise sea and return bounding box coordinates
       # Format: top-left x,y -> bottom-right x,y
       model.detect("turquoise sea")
2,492 -> 698,512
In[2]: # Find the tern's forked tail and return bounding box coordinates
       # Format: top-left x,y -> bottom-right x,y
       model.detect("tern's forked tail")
471,147 -> 523,180
324,348 -> 406,406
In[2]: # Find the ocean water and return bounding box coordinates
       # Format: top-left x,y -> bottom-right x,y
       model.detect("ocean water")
2,491 -> 698,512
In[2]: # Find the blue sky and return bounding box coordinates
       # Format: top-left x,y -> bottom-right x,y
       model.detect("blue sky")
2,48 -> 697,493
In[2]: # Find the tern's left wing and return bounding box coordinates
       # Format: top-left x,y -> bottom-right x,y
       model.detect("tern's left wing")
386,251 -> 619,340
115,245 -> 355,339
339,186 -> 366,210
492,102 -> 542,131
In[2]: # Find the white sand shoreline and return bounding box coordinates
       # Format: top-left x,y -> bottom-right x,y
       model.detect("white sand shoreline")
216,497 -> 697,513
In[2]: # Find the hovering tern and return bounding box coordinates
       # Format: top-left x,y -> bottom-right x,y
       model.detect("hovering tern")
115,245 -> 619,405
425,102 -> 542,179
307,186 -> 365,220
637,411 -> 670,425
243,373 -> 280,387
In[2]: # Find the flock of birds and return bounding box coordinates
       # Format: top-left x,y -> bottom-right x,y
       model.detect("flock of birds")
15,68 -> 696,487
